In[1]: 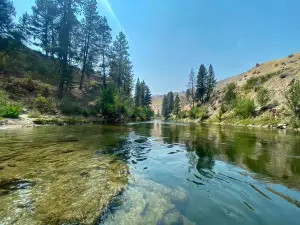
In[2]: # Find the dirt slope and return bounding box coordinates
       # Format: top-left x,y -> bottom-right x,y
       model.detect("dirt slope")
152,53 -> 300,113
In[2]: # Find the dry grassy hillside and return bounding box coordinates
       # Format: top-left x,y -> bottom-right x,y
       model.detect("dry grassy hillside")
152,53 -> 300,114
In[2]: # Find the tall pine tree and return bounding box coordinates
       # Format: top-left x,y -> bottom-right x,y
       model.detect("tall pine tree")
206,64 -> 216,101
79,0 -> 100,89
196,64 -> 207,104
110,31 -> 133,98
134,78 -> 141,106
161,95 -> 169,119
144,85 -> 152,107
57,0 -> 81,98
187,68 -> 196,108
167,91 -> 174,114
97,16 -> 111,89
0,0 -> 15,38
174,95 -> 181,117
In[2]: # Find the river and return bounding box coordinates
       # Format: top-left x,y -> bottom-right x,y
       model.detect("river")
1,121 -> 300,224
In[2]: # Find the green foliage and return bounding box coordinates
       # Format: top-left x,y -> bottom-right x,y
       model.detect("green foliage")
61,99 -> 96,117
234,97 -> 256,119
243,71 -> 281,91
217,104 -> 227,121
0,103 -> 23,118
206,64 -> 217,101
174,95 -> 181,117
98,84 -> 120,118
243,77 -> 259,91
190,107 -> 208,121
0,90 -> 23,118
161,95 -> 169,119
196,64 -> 207,104
132,107 -> 153,121
88,80 -> 97,87
178,110 -> 189,119
28,109 -> 41,118
34,94 -> 55,113
284,79 -> 300,118
134,79 -> 152,107
187,69 -> 196,107
167,91 -> 174,114
224,82 -> 237,105
257,88 -> 270,106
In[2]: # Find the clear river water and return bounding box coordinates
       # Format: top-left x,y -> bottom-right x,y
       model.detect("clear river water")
1,121 -> 300,225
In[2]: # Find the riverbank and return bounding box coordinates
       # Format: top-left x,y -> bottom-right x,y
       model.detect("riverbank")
169,117 -> 300,131
0,114 -> 107,129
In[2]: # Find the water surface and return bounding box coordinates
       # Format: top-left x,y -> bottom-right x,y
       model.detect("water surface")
1,121 -> 300,225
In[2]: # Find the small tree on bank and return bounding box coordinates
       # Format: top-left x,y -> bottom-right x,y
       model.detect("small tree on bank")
284,79 -> 300,118
187,68 -> 196,108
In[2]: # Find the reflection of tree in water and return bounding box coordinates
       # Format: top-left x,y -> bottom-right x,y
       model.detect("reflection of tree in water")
131,121 -> 300,189
161,124 -> 183,144
132,123 -> 154,137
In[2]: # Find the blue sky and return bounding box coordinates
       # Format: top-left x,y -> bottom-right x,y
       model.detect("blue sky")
13,0 -> 300,94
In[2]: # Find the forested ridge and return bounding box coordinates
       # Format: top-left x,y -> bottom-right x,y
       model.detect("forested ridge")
0,0 -> 153,122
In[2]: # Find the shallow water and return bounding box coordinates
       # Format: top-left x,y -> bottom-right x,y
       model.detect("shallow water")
1,121 -> 300,224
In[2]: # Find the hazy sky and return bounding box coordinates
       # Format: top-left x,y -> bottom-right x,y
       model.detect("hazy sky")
13,0 -> 300,94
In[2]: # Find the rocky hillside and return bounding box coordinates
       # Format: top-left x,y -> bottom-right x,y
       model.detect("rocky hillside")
152,53 -> 300,115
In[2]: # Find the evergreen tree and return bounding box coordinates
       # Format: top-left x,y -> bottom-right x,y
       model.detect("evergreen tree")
97,16 -> 112,89
110,31 -> 132,98
144,85 -> 152,107
31,0 -> 58,56
161,95 -> 169,119
174,95 -> 181,117
186,89 -> 191,104
17,12 -> 32,43
57,0 -> 82,98
134,78 -> 141,106
140,81 -> 145,106
167,91 -> 174,114
79,0 -> 100,89
206,64 -> 217,101
187,68 -> 196,108
0,0 -> 16,38
196,64 -> 207,104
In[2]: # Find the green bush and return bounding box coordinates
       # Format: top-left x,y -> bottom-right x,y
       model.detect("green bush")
190,107 -> 208,120
257,88 -> 270,106
61,99 -> 83,115
284,79 -> 300,118
234,98 -> 256,119
16,76 -> 39,92
0,103 -> 23,118
0,91 -> 23,118
34,94 -> 56,113
243,77 -> 260,90
88,80 -> 97,87
131,107 -> 153,121
38,83 -> 52,96
28,110 -> 41,118
178,110 -> 189,119
217,104 -> 227,121
243,71 -> 281,91
224,82 -> 237,105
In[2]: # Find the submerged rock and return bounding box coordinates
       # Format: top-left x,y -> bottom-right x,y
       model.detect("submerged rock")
103,178 -> 189,225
